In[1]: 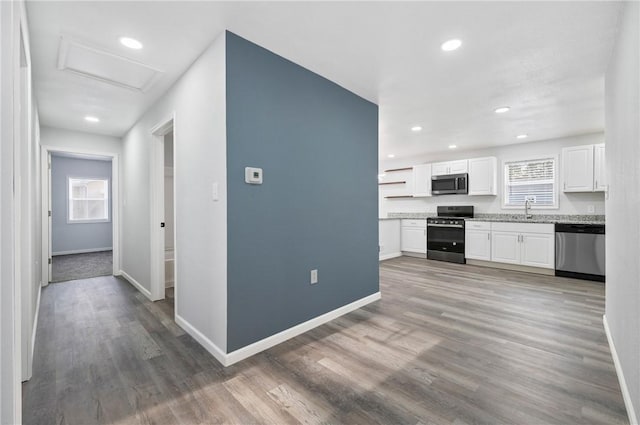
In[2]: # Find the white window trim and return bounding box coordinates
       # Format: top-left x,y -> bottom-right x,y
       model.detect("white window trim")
67,175 -> 111,224
501,155 -> 559,210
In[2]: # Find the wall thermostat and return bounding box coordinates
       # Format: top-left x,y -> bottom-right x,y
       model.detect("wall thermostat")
245,167 -> 263,184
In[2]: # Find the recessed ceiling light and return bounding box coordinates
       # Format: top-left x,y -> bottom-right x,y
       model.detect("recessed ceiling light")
494,106 -> 510,114
449,144 -> 457,149
517,134 -> 528,139
441,39 -> 462,52
411,126 -> 422,132
387,154 -> 395,158
84,116 -> 100,123
119,37 -> 143,50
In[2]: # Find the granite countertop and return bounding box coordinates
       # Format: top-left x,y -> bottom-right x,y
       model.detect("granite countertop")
384,212 -> 605,225
467,214 -> 605,225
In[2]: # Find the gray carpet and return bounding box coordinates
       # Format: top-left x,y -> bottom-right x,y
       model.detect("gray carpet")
51,251 -> 113,283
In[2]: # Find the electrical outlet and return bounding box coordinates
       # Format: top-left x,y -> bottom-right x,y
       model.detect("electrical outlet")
587,205 -> 595,214
310,269 -> 318,285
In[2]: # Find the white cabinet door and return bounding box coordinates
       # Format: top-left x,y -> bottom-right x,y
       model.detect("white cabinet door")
520,233 -> 555,269
491,231 -> 520,265
468,157 -> 497,195
562,145 -> 594,192
465,229 -> 491,261
449,160 -> 468,174
401,227 -> 427,253
594,143 -> 606,192
412,164 -> 432,197
432,162 -> 449,176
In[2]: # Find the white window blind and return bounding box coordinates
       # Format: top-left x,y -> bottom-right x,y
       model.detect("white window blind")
68,178 -> 110,222
503,158 -> 556,207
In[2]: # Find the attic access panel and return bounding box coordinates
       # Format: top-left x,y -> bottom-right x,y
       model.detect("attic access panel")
57,37 -> 163,92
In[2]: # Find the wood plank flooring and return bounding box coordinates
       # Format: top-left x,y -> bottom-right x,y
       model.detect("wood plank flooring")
22,258 -> 629,424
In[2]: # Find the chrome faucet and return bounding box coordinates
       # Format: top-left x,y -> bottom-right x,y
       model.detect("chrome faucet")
524,199 -> 533,219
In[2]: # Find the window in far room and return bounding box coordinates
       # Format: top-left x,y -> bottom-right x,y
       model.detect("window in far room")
503,157 -> 557,208
68,177 -> 110,223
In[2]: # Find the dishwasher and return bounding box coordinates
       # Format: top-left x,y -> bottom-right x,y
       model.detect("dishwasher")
555,223 -> 605,282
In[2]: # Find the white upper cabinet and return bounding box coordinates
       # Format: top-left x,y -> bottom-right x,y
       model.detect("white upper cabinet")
431,160 -> 468,176
562,145 -> 595,192
431,162 -> 450,176
468,157 -> 497,196
449,160 -> 468,174
412,164 -> 432,197
594,143 -> 606,192
563,145 -> 594,192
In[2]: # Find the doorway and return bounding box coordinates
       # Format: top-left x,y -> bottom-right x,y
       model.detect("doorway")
41,147 -> 120,286
49,152 -> 113,283
150,115 -> 176,306
163,129 -> 175,308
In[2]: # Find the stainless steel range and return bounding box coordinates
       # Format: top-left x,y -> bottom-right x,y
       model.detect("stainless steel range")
427,206 -> 474,264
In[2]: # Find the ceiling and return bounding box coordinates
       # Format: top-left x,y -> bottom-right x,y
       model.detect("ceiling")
27,1 -> 622,158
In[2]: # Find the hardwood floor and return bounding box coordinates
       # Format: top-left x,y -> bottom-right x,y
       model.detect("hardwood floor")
22,258 -> 629,425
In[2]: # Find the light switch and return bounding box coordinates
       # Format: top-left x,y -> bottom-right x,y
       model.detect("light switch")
212,182 -> 219,201
245,167 -> 263,184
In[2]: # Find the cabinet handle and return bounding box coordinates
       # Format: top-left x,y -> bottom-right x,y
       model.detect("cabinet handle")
424,229 -> 426,236
595,180 -> 598,188
564,182 -> 566,190
487,233 -> 490,240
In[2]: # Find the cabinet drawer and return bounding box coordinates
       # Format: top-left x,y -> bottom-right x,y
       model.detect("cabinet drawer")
465,221 -> 490,230
401,219 -> 426,228
491,222 -> 554,234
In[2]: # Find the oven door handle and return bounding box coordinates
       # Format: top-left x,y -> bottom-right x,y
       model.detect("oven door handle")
427,223 -> 464,229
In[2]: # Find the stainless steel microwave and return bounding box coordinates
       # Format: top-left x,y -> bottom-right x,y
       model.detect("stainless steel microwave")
431,173 -> 468,195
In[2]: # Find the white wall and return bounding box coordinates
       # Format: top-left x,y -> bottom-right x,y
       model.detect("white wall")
122,32 -> 228,352
40,126 -> 122,157
604,2 -> 639,424
1,0 -> 39,421
379,132 -> 605,217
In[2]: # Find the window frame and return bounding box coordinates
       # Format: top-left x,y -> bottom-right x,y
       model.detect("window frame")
66,176 -> 111,224
501,155 -> 559,210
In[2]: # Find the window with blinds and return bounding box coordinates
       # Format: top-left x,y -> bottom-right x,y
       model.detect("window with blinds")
503,158 -> 557,208
68,177 -> 110,222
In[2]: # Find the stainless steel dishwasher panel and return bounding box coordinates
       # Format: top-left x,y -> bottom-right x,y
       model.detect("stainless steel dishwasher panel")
555,225 -> 605,281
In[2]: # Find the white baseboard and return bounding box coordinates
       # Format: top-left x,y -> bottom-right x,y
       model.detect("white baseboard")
174,313 -> 227,365
119,270 -> 153,301
379,252 -> 402,261
30,284 -> 42,367
603,315 -> 638,425
225,291 -> 381,366
52,247 -> 112,256
174,291 -> 381,367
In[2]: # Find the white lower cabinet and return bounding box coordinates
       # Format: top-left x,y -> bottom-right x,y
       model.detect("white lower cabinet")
490,222 -> 555,269
465,221 -> 491,261
401,219 -> 427,254
491,231 -> 521,264
520,233 -> 555,268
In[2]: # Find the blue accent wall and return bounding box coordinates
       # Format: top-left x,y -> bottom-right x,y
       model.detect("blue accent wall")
51,156 -> 112,254
225,32 -> 379,352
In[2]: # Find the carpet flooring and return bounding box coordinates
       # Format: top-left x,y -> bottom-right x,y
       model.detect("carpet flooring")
51,251 -> 113,283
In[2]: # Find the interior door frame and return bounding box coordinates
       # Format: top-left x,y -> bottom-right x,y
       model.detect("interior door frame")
149,113 -> 176,303
40,146 -> 120,285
